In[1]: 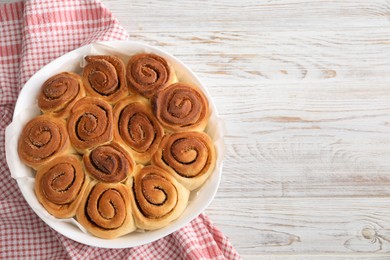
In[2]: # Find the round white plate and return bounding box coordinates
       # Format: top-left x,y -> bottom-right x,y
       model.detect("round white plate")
5,41 -> 224,248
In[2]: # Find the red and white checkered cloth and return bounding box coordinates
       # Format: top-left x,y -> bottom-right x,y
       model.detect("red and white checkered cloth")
0,1 -> 240,259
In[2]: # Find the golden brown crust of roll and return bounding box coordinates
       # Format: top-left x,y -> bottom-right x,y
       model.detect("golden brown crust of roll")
35,155 -> 89,218
152,83 -> 209,132
18,115 -> 72,170
76,182 -> 136,239
113,96 -> 164,164
67,96 -> 113,154
83,55 -> 128,104
128,165 -> 190,230
38,72 -> 85,119
83,142 -> 135,183
126,53 -> 177,98
152,131 -> 216,191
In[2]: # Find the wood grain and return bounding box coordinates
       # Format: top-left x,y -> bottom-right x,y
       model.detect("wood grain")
207,197 -> 390,254
103,0 -> 390,257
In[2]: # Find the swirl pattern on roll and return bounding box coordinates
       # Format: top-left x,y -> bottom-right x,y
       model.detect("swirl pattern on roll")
18,115 -> 71,169
129,165 -> 189,230
83,55 -> 128,103
152,131 -> 216,191
38,72 -> 85,118
76,182 -> 135,239
113,97 -> 164,164
83,143 -> 134,183
126,53 -> 177,98
67,97 -> 113,153
152,83 -> 209,132
35,155 -> 88,218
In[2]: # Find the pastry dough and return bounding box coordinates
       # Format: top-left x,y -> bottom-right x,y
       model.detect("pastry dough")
35,155 -> 89,218
18,51 -> 218,239
113,96 -> 164,164
83,142 -> 134,183
128,165 -> 190,230
38,72 -> 85,118
152,131 -> 216,191
126,53 -> 177,98
83,55 -> 128,103
76,182 -> 136,239
18,115 -> 72,170
67,96 -> 113,153
152,83 -> 209,132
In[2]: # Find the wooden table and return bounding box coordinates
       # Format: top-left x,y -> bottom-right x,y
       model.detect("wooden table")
104,1 -> 390,258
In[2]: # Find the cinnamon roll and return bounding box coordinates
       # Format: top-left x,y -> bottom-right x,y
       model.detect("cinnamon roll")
83,55 -> 128,103
38,72 -> 85,118
67,97 -> 113,153
35,155 -> 88,218
152,83 -> 209,132
129,165 -> 189,230
76,182 -> 135,239
18,115 -> 71,170
126,53 -> 177,98
113,96 -> 164,164
152,131 -> 216,191
83,142 -> 135,183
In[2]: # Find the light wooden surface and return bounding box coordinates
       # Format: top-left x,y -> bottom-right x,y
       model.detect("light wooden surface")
103,0 -> 390,257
